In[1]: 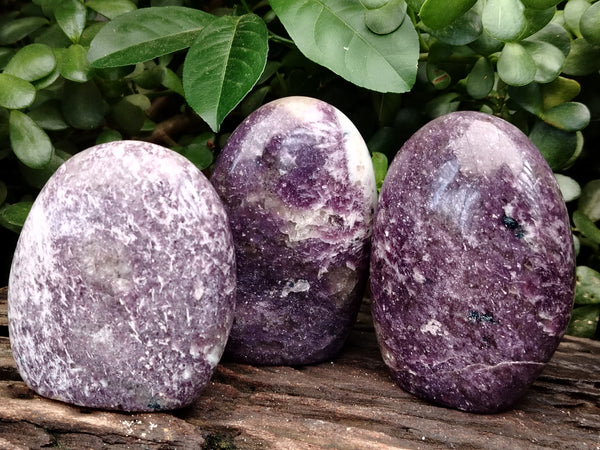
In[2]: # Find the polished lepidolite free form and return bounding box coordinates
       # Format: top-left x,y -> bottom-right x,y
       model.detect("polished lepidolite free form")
8,141 -> 236,411
370,111 -> 575,413
211,96 -> 377,365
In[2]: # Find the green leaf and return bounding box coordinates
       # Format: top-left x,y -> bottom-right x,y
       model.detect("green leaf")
9,110 -> 53,169
20,148 -> 70,189
270,0 -> 419,93
425,4 -> 482,45
419,0 -> 476,30
542,102 -> 590,132
28,100 -> 69,130
527,22 -> 571,57
183,14 -> 268,133
61,80 -> 105,129
364,0 -> 407,35
517,6 -> 555,40
482,0 -> 526,42
580,1 -> 600,46
497,42 -> 536,86
426,92 -> 460,118
466,56 -> 494,99
110,94 -> 150,134
562,37 -> 600,76
426,63 -> 451,89
162,67 -> 184,96
529,120 -> 578,170
566,304 -> 599,338
578,180 -> 600,223
541,77 -> 581,110
55,0 -> 87,43
0,202 -> 33,233
0,17 -> 49,45
56,44 -> 92,82
371,152 -> 388,191
554,173 -> 581,203
0,73 -> 36,109
521,40 -> 564,83
520,0 -> 561,9
86,0 -> 137,19
3,43 -> 56,82
507,82 -> 544,116
96,129 -> 123,144
88,6 -> 213,67
574,266 -> 600,305
573,210 -> 600,245
178,133 -> 216,170
360,0 -> 390,8
563,0 -> 590,38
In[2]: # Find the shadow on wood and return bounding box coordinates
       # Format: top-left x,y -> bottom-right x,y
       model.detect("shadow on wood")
1,286 -> 599,449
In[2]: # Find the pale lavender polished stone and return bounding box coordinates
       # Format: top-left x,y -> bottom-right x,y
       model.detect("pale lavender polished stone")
8,140 -> 236,411
370,111 -> 575,413
211,96 -> 377,365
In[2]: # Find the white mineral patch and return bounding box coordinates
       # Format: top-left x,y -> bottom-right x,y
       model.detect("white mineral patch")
281,279 -> 310,297
452,120 -> 524,176
420,318 -> 444,336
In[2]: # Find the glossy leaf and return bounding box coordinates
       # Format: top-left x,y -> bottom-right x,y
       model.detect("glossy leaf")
563,38 -> 600,76
55,0 -> 87,43
162,67 -> 184,96
520,0 -> 561,9
563,0 -> 590,38
0,73 -> 36,109
497,42 -> 536,86
426,63 -> 451,90
566,304 -> 599,338
28,101 -> 69,130
270,0 -> 419,93
573,211 -> 600,245
517,6 -> 555,40
360,0 -> 390,8
554,173 -> 580,203
542,102 -> 590,132
580,1 -> 600,46
57,44 -> 92,82
9,110 -> 53,169
0,202 -> 33,233
183,14 -> 268,132
178,133 -> 216,170
110,94 -> 149,134
3,43 -> 56,82
0,17 -> 49,45
86,0 -> 137,19
61,80 -> 105,130
372,152 -> 388,191
469,30 -> 503,55
507,82 -> 544,116
364,0 -> 407,35
20,149 -> 70,190
529,120 -> 578,170
466,56 -> 494,99
541,77 -> 581,110
426,4 -> 482,45
32,65 -> 60,90
578,180 -> 600,223
88,7 -> 213,67
419,0 -> 476,30
426,92 -> 460,118
96,129 -> 123,144
527,22 -> 571,56
521,40 -> 564,83
482,0 -> 525,42
574,266 -> 600,305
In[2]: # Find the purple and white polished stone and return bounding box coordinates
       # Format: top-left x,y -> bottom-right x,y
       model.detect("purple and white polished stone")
211,96 -> 377,365
8,140 -> 236,411
370,111 -> 575,413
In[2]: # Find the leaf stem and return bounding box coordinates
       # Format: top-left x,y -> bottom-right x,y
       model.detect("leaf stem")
268,31 -> 296,47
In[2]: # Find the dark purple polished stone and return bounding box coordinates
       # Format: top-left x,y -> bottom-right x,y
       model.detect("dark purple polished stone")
370,111 -> 575,413
8,140 -> 236,412
211,96 -> 377,365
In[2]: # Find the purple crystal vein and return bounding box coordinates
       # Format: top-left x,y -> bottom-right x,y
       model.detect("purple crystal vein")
370,111 -> 575,413
211,96 -> 377,365
8,141 -> 236,411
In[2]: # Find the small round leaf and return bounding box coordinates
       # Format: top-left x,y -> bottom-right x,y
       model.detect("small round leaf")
3,43 -> 56,82
497,42 -> 536,86
61,80 -> 106,130
566,304 -> 599,338
520,0 -> 561,9
580,1 -> 600,46
527,22 -> 571,56
554,173 -> 581,203
466,56 -> 494,99
57,44 -> 92,82
482,0 -> 526,42
0,202 -> 33,233
364,0 -> 407,35
55,0 -> 87,43
86,0 -> 137,19
28,101 -> 69,131
541,77 -> 581,110
507,82 -> 544,116
420,0 -> 477,30
9,110 -> 53,169
574,266 -> 600,306
360,0 -> 390,9
0,17 -> 49,45
564,0 -> 590,38
0,73 -> 36,109
371,152 -> 388,191
426,5 -> 482,45
578,180 -> 600,223
563,38 -> 600,76
573,210 -> 600,245
528,120 -> 578,170
521,40 -> 564,83
541,102 -> 590,132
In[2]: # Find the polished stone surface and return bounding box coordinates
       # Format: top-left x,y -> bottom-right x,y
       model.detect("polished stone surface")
8,141 -> 236,411
212,96 -> 377,365
370,111 -> 575,413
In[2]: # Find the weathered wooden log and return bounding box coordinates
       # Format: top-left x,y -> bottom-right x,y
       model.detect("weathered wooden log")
1,286 -> 599,449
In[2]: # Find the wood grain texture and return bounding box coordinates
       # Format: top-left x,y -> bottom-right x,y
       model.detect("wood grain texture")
1,289 -> 599,449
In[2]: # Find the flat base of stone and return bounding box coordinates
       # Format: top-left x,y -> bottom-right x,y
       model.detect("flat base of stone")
1,289 -> 599,449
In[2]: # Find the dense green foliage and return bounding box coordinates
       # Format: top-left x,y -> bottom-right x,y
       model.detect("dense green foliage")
0,0 -> 599,338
